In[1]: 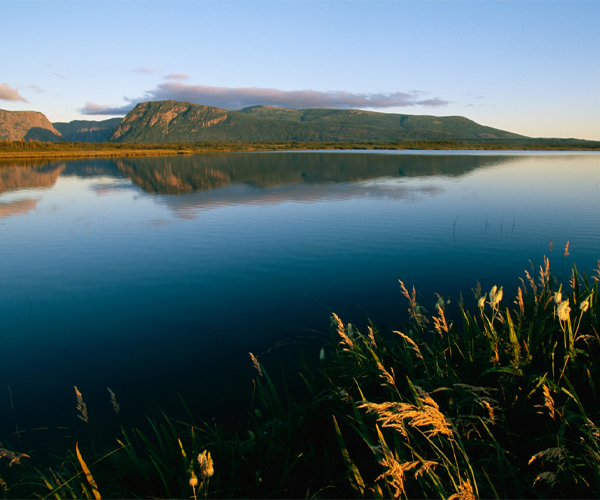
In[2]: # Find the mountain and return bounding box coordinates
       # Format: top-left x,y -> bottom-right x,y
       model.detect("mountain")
53,118 -> 122,142
0,109 -> 62,141
110,100 -> 526,143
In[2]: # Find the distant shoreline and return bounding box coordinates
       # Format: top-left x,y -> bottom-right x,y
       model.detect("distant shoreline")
1,139 -> 599,161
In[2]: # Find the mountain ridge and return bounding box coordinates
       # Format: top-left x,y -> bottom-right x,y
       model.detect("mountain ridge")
4,100 -> 597,145
109,100 -> 527,143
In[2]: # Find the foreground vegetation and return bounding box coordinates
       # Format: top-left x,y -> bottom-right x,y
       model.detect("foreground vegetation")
1,252 -> 600,498
1,137 -> 600,161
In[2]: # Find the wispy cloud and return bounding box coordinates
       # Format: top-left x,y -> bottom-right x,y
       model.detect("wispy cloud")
80,83 -> 449,115
417,98 -> 448,107
134,66 -> 157,75
144,82 -> 449,110
80,101 -> 135,116
164,73 -> 190,81
0,83 -> 28,102
25,85 -> 44,94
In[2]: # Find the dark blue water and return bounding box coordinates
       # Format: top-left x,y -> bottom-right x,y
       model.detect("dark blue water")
1,151 -> 599,443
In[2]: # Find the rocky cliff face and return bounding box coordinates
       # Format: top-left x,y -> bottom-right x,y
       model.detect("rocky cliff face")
110,101 -> 228,143
0,109 -> 62,141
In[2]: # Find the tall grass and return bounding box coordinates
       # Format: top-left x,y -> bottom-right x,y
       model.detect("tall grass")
1,254 -> 599,498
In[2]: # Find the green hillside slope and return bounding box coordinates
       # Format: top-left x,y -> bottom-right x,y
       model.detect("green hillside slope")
110,100 -> 527,143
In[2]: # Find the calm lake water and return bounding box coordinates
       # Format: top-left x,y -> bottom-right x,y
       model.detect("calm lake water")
1,151 -> 599,442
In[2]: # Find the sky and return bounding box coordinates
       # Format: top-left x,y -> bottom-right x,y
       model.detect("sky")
1,1 -> 599,140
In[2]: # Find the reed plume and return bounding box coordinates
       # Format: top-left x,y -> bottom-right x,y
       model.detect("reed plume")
249,352 -> 262,377
197,450 -> 214,479
433,306 -> 452,337
394,330 -> 423,360
399,280 -> 428,327
0,448 -> 30,467
542,384 -> 556,419
107,387 -> 120,414
376,362 -> 396,387
448,478 -> 476,500
516,286 -> 525,316
528,446 -> 564,465
189,470 -> 198,500
374,443 -> 418,498
359,391 -> 454,439
74,386 -> 88,423
331,312 -> 354,350
368,326 -> 377,348
533,471 -> 557,487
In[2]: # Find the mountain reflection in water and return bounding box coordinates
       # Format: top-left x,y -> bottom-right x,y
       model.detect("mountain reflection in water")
0,151 -> 510,204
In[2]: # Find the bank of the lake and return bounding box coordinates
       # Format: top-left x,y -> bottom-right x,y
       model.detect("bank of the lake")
1,137 -> 600,161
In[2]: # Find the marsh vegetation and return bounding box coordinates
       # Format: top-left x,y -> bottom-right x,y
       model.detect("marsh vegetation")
1,252 -> 599,499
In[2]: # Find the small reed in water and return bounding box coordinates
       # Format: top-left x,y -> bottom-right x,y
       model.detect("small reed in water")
74,386 -> 88,423
249,352 -> 262,377
331,313 -> 354,350
107,387 -> 120,414
0,448 -> 30,467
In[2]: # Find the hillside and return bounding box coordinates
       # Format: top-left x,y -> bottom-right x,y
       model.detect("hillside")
0,109 -> 62,141
110,100 -> 527,143
53,118 -> 121,142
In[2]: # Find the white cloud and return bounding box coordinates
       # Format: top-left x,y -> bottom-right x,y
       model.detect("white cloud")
81,83 -> 449,115
164,73 -> 190,81
0,83 -> 28,102
80,101 -> 135,116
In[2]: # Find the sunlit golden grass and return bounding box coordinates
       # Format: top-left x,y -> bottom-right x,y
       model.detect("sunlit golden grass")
1,252 -> 599,498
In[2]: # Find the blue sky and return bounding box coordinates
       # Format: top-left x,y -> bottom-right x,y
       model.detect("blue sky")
1,1 -> 599,140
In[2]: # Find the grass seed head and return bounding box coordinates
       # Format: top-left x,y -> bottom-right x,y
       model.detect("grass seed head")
489,286 -> 503,308
534,471 -> 557,487
374,443 -> 418,499
0,448 -> 30,467
107,387 -> 120,414
359,397 -> 454,439
74,386 -> 89,424
556,299 -> 571,321
249,352 -> 262,377
528,446 -> 564,465
332,312 -> 354,350
516,287 -> 525,316
448,478 -> 476,500
198,450 -> 214,479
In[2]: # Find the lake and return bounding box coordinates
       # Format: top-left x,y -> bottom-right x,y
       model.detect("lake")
1,151 -> 599,442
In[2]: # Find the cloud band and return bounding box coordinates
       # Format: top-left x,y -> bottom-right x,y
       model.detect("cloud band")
80,83 -> 448,115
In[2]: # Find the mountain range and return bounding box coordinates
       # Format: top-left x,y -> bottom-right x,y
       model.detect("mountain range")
1,100 -> 530,144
